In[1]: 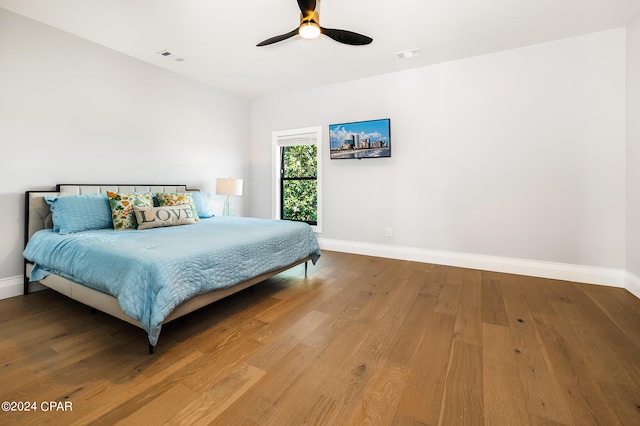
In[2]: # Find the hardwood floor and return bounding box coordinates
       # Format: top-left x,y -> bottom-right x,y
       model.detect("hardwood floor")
1,250 -> 640,425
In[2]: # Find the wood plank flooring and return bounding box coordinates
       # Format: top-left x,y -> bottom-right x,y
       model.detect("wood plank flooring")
1,250 -> 640,425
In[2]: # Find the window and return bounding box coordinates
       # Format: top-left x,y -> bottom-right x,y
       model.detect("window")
282,145 -> 317,225
273,126 -> 322,233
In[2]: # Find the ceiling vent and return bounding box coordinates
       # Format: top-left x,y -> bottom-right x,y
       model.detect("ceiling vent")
156,50 -> 185,62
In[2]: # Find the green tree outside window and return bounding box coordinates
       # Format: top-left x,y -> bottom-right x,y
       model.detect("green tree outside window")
281,145 -> 317,225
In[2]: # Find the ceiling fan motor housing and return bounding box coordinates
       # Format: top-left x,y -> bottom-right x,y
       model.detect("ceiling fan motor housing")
300,11 -> 319,25
299,11 -> 321,39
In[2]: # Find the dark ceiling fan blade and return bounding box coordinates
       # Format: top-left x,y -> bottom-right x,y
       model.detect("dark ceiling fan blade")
297,0 -> 317,15
321,27 -> 373,45
256,28 -> 300,47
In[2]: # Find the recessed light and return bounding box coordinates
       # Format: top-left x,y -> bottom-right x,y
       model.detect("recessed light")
396,48 -> 421,59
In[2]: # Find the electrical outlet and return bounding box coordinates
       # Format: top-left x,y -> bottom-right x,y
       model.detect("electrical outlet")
386,227 -> 392,237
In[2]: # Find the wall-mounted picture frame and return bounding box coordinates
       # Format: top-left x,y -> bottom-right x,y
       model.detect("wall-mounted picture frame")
329,118 -> 391,160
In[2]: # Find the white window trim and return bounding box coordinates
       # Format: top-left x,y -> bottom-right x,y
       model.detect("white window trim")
272,126 -> 322,233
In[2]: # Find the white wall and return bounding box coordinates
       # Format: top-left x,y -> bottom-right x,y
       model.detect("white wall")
251,29 -> 626,280
0,9 -> 251,290
626,13 -> 640,296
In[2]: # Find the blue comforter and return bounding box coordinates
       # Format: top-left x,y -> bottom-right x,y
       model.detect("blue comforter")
23,217 -> 321,346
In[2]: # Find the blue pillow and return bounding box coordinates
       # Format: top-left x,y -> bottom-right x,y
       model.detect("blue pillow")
191,192 -> 215,218
44,193 -> 113,234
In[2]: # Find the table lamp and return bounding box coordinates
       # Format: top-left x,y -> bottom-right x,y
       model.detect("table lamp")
216,178 -> 243,216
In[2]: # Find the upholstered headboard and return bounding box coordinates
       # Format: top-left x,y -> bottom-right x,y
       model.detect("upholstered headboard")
25,184 -> 190,243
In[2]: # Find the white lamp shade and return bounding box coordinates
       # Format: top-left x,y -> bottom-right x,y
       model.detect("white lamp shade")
216,178 -> 243,196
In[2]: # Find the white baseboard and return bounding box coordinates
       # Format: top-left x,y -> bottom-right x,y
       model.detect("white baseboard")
0,276 -> 46,300
625,272 -> 640,299
317,238 -> 626,288
0,276 -> 24,300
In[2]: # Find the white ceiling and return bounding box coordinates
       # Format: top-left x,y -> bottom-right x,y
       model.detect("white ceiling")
1,0 -> 639,99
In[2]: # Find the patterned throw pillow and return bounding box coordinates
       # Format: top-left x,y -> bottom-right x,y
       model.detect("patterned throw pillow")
155,192 -> 200,222
133,204 -> 197,230
107,192 -> 154,230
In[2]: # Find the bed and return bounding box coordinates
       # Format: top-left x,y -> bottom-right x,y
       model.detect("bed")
23,184 -> 321,353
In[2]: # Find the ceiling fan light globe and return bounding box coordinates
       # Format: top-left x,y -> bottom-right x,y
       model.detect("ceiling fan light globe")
299,22 -> 321,39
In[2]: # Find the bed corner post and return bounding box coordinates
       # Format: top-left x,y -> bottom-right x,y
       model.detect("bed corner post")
149,343 -> 154,355
23,266 -> 30,295
305,261 -> 308,277
23,191 -> 30,295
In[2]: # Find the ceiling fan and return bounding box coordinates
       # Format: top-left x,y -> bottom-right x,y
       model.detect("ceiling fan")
257,0 -> 373,47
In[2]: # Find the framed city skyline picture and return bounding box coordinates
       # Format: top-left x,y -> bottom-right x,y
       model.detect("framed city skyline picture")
329,118 -> 391,160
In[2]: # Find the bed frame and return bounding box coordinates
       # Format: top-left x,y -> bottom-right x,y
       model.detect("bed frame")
24,184 -> 311,353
